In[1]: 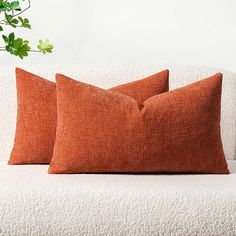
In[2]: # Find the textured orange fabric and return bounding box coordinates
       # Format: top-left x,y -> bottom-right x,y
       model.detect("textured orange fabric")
9,68 -> 169,164
109,70 -> 169,104
49,73 -> 229,174
9,68 -> 57,164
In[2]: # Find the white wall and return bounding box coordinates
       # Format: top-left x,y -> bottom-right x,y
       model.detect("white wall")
0,0 -> 236,72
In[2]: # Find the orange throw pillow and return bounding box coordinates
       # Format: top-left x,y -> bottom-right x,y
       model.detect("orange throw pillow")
9,68 -> 169,164
49,73 -> 229,174
9,68 -> 57,164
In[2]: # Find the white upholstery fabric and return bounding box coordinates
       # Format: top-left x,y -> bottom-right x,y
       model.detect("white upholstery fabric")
0,64 -> 235,161
0,161 -> 236,235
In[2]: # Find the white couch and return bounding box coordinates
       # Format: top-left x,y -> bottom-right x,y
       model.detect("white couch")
0,65 -> 236,235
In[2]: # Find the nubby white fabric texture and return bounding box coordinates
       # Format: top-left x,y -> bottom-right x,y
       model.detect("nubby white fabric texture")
0,64 -> 235,161
0,161 -> 236,235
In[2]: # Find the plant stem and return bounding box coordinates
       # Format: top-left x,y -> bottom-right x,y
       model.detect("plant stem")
29,49 -> 41,53
0,48 -> 41,53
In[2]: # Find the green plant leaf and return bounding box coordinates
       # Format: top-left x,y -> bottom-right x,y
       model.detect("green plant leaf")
37,39 -> 54,54
18,16 -> 31,29
10,1 -> 20,10
5,12 -> 12,23
11,18 -> 18,24
2,34 -> 8,43
2,33 -> 31,59
0,0 -> 21,12
4,12 -> 19,28
8,32 -> 15,43
2,1 -> 11,11
13,37 -> 22,48
0,0 -> 7,12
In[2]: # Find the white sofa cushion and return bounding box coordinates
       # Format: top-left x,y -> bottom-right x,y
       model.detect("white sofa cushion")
0,161 -> 236,235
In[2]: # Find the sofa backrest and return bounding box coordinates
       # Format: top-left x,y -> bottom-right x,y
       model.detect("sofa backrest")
0,64 -> 235,161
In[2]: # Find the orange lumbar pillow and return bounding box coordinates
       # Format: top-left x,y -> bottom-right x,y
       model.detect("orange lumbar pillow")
48,73 -> 229,174
9,68 -> 169,164
9,68 -> 57,164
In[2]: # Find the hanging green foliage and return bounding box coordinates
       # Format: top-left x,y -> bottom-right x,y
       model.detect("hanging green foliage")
0,0 -> 53,59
